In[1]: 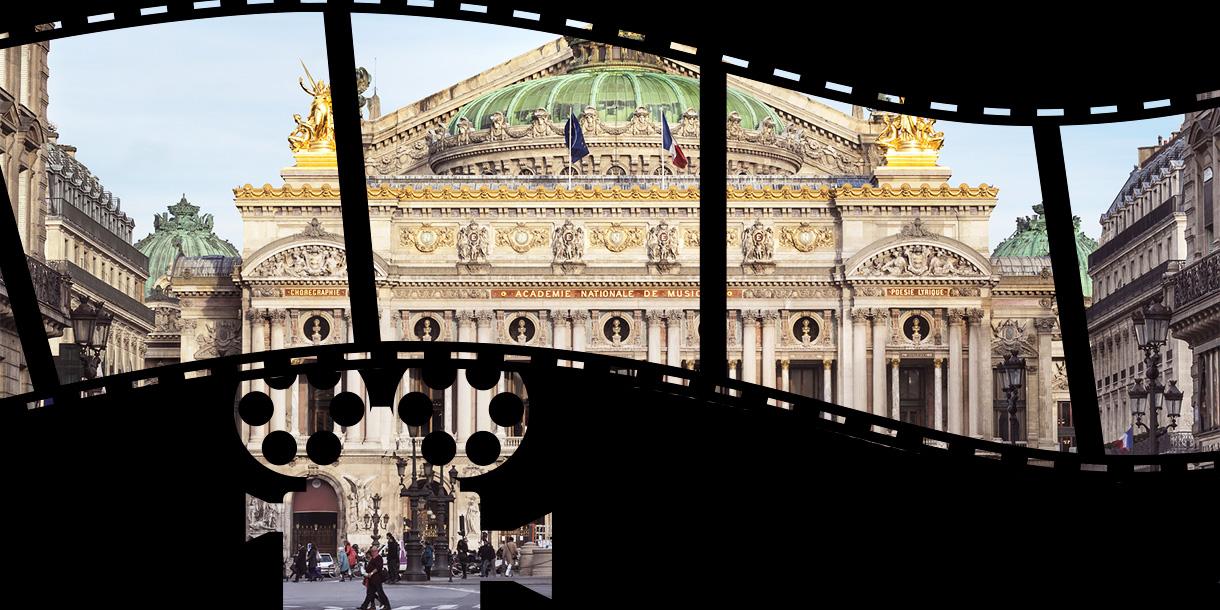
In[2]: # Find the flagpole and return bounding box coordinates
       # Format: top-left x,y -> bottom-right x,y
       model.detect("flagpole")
568,114 -> 574,191
661,112 -> 667,191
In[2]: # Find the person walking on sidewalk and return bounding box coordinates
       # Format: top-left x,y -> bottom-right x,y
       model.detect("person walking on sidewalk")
479,537 -> 495,577
337,541 -> 351,582
358,546 -> 391,610
456,536 -> 470,579
292,544 -> 307,582
503,536 -> 519,577
385,534 -> 400,584
348,543 -> 360,579
306,543 -> 320,581
422,541 -> 434,581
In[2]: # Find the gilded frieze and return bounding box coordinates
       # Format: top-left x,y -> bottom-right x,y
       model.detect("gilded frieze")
495,224 -> 551,254
588,223 -> 646,253
779,224 -> 835,252
400,224 -> 456,253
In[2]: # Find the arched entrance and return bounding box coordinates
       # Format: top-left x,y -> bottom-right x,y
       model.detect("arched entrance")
292,478 -> 340,557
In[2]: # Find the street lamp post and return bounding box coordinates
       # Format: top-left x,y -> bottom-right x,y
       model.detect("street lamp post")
70,296 -> 112,379
368,494 -> 382,550
399,437 -> 429,582
1000,350 -> 1025,444
1129,296 -> 1185,456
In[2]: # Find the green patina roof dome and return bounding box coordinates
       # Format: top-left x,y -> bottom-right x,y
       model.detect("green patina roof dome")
135,195 -> 240,296
448,68 -> 784,135
994,203 -> 1099,297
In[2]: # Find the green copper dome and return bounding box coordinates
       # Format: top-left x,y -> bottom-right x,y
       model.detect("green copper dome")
135,195 -> 239,296
994,203 -> 1099,297
449,68 -> 784,135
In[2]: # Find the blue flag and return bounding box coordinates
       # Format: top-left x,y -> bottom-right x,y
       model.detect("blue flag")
564,113 -> 590,163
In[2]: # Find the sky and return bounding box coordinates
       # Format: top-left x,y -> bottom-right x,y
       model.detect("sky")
42,12 -> 1184,252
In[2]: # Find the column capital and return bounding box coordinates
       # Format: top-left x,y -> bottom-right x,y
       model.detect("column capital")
948,308 -> 966,324
728,359 -> 740,367
548,309 -> 566,321
666,309 -> 685,321
244,307 -> 261,321
933,357 -> 943,368
822,357 -> 833,369
966,308 -> 985,324
890,355 -> 901,367
762,310 -> 780,323
269,308 -> 289,323
475,310 -> 496,324
1034,317 -> 1057,333
850,308 -> 871,323
646,310 -> 666,324
741,309 -> 761,321
456,310 -> 477,323
780,359 -> 790,370
872,309 -> 890,323
571,310 -> 591,322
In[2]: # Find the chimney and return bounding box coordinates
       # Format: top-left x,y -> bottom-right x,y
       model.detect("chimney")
1137,145 -> 1158,166
62,145 -> 77,159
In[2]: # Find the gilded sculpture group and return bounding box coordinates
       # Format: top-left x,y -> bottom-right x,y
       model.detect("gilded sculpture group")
856,245 -> 978,278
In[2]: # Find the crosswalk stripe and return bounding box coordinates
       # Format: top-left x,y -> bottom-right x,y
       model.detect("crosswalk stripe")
433,605 -> 459,609
392,606 -> 420,610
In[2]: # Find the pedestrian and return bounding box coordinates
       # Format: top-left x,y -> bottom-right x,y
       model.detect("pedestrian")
504,536 -> 518,577
348,543 -> 360,580
422,541 -> 434,581
306,542 -> 319,581
292,544 -> 307,582
386,533 -> 400,584
479,537 -> 495,577
456,536 -> 470,579
398,538 -> 407,579
338,541 -> 351,582
358,546 -> 391,610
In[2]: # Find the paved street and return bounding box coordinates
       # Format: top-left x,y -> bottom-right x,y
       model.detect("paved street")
281,577 -> 552,609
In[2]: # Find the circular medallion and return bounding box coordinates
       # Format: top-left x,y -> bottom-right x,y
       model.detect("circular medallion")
303,316 -> 331,343
791,316 -> 820,344
509,316 -> 537,343
414,316 -> 441,341
602,316 -> 631,344
903,314 -> 931,344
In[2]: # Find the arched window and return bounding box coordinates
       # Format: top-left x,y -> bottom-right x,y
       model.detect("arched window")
302,373 -> 334,435
505,371 -> 529,437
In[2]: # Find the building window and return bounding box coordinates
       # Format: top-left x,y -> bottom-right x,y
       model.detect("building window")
1204,167 -> 1214,249
303,374 -> 334,435
505,371 -> 529,437
19,45 -> 31,108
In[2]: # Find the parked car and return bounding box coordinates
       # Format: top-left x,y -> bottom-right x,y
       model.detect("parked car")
318,553 -> 336,578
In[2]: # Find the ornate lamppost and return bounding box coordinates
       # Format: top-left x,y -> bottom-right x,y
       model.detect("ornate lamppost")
1129,296 -> 1185,455
366,493 -> 383,549
398,438 -> 429,582
70,296 -> 112,380
1000,349 -> 1026,444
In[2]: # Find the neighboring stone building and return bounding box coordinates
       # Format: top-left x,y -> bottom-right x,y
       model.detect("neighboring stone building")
0,37 -> 71,397
994,204 -> 1096,450
212,39 -> 1078,555
1087,132 -> 1195,452
44,139 -> 155,379
134,195 -> 239,369
1167,107 -> 1220,453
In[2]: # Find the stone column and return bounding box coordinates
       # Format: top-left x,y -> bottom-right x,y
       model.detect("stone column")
342,312 -> 365,445
780,359 -> 791,393
761,311 -> 778,389
269,309 -> 287,433
979,309 -> 995,439
646,311 -> 664,364
741,311 -> 758,385
728,360 -> 739,381
822,357 -> 833,403
841,306 -> 854,408
871,310 -> 889,418
967,309 -> 984,438
852,309 -> 869,412
475,311 -> 495,433
1036,318 -> 1057,448
890,356 -> 901,421
249,310 -> 268,444
948,309 -> 964,435
456,311 -> 475,443
552,310 -> 570,367
571,310 -> 588,368
933,357 -> 944,431
666,311 -> 682,369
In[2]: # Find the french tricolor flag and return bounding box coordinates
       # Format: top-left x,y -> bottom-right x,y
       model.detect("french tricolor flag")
661,112 -> 688,169
1113,426 -> 1133,453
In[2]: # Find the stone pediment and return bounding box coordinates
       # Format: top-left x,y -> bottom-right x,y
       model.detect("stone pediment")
846,226 -> 992,281
246,243 -> 350,279
850,243 -> 986,279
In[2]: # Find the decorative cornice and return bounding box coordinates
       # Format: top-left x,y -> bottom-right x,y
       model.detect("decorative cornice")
833,184 -> 999,200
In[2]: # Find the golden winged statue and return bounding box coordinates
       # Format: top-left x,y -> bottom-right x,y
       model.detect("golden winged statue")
289,61 -> 335,153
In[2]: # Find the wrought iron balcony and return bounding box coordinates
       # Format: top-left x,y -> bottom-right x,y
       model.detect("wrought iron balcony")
0,255 -> 72,335
1172,248 -> 1220,311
